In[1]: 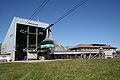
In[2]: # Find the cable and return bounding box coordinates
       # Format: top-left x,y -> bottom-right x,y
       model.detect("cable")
53,0 -> 89,25
26,0 -> 50,23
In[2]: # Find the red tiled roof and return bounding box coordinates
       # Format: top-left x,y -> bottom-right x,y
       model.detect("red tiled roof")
70,44 -> 117,49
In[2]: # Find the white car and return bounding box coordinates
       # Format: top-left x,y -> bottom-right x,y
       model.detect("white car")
0,55 -> 11,62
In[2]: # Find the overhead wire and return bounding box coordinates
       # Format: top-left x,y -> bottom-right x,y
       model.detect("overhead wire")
53,0 -> 89,25
26,0 -> 50,23
44,0 -> 89,40
26,0 -> 88,29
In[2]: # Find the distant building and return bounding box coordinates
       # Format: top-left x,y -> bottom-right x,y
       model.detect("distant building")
69,44 -> 117,59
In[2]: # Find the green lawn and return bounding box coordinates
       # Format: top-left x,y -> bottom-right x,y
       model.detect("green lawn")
0,59 -> 120,80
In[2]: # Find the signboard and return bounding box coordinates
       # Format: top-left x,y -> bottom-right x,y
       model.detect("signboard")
41,44 -> 54,48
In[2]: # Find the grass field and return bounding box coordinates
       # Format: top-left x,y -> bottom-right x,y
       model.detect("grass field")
0,59 -> 120,80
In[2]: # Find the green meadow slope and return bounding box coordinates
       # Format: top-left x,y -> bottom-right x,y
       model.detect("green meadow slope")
0,59 -> 120,80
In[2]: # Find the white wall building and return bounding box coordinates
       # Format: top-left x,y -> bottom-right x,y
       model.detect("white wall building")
1,17 -> 49,61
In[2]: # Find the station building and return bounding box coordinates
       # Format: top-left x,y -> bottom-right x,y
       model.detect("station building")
1,17 -> 49,61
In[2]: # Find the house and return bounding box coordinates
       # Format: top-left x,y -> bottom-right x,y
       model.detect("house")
69,44 -> 117,59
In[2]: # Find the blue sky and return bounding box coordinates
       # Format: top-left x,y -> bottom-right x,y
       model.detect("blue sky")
0,0 -> 120,49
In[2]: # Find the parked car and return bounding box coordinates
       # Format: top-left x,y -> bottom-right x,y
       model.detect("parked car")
0,54 -> 11,62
